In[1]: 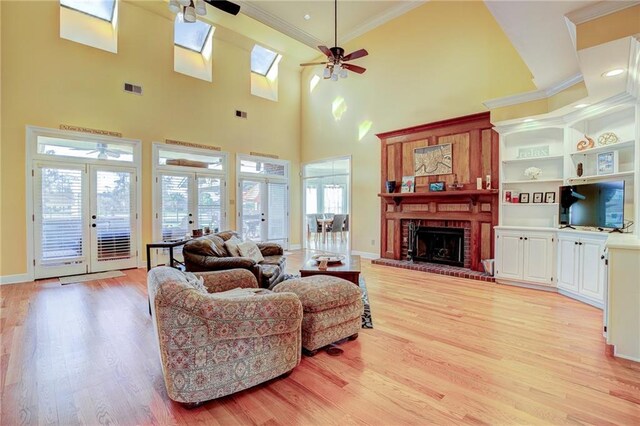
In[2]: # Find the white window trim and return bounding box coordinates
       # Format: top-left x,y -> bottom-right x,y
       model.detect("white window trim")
236,154 -> 290,247
151,142 -> 229,244
25,126 -> 143,280
301,155 -> 352,252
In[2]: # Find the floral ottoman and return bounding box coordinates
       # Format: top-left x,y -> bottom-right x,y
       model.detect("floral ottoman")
273,275 -> 363,355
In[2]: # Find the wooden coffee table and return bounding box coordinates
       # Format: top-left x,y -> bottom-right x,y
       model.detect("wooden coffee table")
300,254 -> 361,285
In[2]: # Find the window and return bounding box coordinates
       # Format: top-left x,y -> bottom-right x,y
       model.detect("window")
323,185 -> 344,214
240,159 -> 287,177
60,0 -> 116,22
306,187 -> 318,214
173,15 -> 214,81
37,137 -> 134,162
174,17 -> 212,53
251,45 -> 278,76
60,0 -> 118,53
251,45 -> 282,101
157,148 -> 224,170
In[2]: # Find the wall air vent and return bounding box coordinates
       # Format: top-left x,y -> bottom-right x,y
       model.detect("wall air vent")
235,110 -> 247,119
124,83 -> 143,95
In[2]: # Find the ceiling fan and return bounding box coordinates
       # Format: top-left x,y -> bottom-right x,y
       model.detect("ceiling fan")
168,0 -> 240,23
72,143 -> 129,160
300,0 -> 368,80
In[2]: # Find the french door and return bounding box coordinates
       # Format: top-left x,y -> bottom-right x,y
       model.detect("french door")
157,172 -> 225,242
34,162 -> 138,279
239,179 -> 288,245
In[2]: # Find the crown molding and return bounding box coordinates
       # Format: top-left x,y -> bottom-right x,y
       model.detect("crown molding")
626,36 -> 640,99
483,74 -> 584,109
340,1 -> 427,44
565,0 -> 640,25
238,1 -> 427,50
238,1 -> 323,49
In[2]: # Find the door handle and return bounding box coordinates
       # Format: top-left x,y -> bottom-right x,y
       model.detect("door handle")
261,219 -> 266,222
92,224 -> 97,228
519,237 -> 523,240
189,221 -> 193,224
92,215 -> 96,219
524,237 -> 528,240
189,213 -> 193,217
600,255 -> 605,260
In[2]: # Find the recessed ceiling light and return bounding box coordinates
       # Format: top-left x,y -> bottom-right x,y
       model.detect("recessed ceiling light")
304,14 -> 311,20
602,68 -> 625,77
574,103 -> 589,109
523,118 -> 534,123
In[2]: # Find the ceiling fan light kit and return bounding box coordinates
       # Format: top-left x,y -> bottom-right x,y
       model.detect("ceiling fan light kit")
168,0 -> 241,20
300,0 -> 368,81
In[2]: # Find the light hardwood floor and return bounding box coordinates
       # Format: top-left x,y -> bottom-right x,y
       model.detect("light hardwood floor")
1,251 -> 639,425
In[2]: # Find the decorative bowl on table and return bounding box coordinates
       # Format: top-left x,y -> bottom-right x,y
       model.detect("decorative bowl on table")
312,254 -> 345,264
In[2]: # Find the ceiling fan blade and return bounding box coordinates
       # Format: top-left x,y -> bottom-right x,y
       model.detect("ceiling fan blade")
318,46 -> 334,60
343,63 -> 366,74
300,62 -> 328,67
343,48 -> 368,62
203,0 -> 240,16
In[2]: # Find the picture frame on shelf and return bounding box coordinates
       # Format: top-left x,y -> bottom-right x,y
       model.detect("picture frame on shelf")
429,181 -> 445,192
512,191 -> 520,203
597,151 -> 619,175
519,193 -> 530,203
532,192 -> 543,203
401,176 -> 415,193
504,191 -> 512,203
544,192 -> 556,203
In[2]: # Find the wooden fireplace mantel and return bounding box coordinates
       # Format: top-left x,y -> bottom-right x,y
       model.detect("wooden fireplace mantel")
377,112 -> 499,272
378,190 -> 499,206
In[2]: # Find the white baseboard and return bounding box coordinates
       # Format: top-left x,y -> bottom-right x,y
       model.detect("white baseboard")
0,273 -> 32,285
613,349 -> 640,363
557,289 -> 604,309
351,250 -> 378,259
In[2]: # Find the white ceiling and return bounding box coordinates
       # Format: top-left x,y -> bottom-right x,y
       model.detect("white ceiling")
484,0 -> 593,90
238,1 -> 426,49
238,0 -> 636,94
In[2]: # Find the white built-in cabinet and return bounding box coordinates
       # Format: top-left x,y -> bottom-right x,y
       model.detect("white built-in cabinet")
495,229 -> 554,286
492,93 -> 638,309
556,232 -> 607,307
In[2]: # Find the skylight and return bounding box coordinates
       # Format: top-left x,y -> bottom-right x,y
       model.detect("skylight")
174,17 -> 212,53
60,0 -> 116,22
251,45 -> 278,76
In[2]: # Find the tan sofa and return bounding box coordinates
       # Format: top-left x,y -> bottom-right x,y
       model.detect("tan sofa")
147,266 -> 302,405
182,231 -> 287,289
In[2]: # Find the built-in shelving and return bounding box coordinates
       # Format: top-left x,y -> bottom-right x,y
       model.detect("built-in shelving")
567,171 -> 634,183
569,139 -> 634,156
502,178 -> 565,185
502,203 -> 559,206
501,155 -> 564,164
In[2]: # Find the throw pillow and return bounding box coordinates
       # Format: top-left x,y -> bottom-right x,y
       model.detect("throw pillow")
212,287 -> 270,298
184,272 -> 207,293
224,236 -> 243,257
237,241 -> 264,263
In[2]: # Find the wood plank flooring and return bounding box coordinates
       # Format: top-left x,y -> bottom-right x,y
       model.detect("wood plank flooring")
1,251 -> 639,425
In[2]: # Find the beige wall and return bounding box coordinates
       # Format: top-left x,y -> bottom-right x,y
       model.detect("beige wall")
0,0 -> 302,276
300,1 -> 535,255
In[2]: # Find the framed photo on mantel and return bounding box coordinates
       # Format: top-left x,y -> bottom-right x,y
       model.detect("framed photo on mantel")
401,176 -> 415,193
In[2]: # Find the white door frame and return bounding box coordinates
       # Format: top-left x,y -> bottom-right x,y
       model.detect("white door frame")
151,142 -> 229,240
25,126 -> 142,280
301,155 -> 352,252
236,154 -> 290,247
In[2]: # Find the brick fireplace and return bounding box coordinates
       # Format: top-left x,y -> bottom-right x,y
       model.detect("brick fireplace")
374,112 -> 499,275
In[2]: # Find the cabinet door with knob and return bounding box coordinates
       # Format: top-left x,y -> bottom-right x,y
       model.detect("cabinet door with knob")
557,235 -> 580,292
522,233 -> 554,285
495,230 -> 524,280
579,238 -> 606,303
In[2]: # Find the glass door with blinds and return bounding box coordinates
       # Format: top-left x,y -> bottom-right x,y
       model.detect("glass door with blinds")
156,172 -> 225,245
34,162 -> 138,278
237,155 -> 289,246
90,166 -> 137,272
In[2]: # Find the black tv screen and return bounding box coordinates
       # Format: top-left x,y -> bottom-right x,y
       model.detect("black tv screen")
559,181 -> 625,229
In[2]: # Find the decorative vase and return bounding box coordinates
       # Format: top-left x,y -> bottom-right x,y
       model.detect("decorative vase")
385,180 -> 397,193
577,163 -> 583,177
524,167 -> 542,180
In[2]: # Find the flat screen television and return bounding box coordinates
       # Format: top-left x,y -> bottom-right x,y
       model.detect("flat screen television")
559,181 -> 625,229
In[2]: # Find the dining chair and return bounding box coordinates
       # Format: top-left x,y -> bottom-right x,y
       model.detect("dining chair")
328,214 -> 347,242
306,214 -> 321,242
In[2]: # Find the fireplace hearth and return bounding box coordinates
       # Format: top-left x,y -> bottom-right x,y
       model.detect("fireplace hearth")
410,226 -> 465,267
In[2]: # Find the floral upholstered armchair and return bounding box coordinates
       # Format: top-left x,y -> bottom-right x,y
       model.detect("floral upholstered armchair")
147,266 -> 303,405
